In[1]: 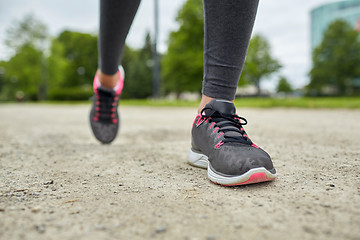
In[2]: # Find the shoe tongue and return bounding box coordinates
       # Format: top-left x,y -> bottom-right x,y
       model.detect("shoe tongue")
204,99 -> 236,115
205,99 -> 244,139
98,86 -> 115,96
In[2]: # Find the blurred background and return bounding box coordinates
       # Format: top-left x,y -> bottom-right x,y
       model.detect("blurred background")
0,0 -> 359,102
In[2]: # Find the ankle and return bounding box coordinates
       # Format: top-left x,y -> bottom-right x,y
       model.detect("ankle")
97,69 -> 118,89
198,95 -> 215,113
197,95 -> 234,114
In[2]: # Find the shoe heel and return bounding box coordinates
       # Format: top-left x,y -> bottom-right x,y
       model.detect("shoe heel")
187,149 -> 208,169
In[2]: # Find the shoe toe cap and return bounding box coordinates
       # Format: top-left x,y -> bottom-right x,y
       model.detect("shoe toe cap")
211,144 -> 275,176
91,121 -> 119,144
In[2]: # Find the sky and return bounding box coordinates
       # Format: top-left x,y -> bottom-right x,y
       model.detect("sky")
0,0 -> 338,91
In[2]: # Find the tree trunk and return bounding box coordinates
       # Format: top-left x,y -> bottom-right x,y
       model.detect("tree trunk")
255,78 -> 261,96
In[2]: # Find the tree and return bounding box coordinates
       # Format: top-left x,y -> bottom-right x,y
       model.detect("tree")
240,34 -> 281,95
2,44 -> 43,100
5,14 -> 48,56
161,0 -> 204,96
56,30 -> 98,88
122,33 -> 153,99
42,30 -> 98,101
276,76 -> 293,93
47,38 -> 70,92
1,14 -> 48,100
308,20 -> 360,96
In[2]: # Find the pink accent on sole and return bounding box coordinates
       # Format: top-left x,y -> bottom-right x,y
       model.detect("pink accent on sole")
213,172 -> 275,187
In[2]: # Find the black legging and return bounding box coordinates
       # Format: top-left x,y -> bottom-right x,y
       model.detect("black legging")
98,0 -> 259,100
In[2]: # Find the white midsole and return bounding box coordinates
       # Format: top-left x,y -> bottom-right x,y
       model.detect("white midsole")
187,148 -> 209,169
208,166 -> 277,185
187,148 -> 277,185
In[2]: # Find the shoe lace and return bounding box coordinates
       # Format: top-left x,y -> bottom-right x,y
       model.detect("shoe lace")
201,107 -> 252,145
95,89 -> 118,123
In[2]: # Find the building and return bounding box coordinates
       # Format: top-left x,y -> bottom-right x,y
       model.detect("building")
310,0 -> 360,50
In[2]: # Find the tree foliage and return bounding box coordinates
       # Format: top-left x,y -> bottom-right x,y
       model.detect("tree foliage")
308,20 -> 360,96
0,44 -> 43,100
0,8 -> 286,101
0,12 -> 156,101
44,30 -> 98,100
1,14 -> 48,100
47,38 -> 70,91
56,30 -> 98,88
277,76 -> 292,93
240,34 -> 281,95
122,33 -> 153,99
161,0 -> 204,95
5,14 -> 48,55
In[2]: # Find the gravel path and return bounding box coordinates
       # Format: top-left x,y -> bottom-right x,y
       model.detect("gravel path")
0,104 -> 359,240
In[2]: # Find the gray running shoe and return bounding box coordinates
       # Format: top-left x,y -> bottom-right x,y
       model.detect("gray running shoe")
188,99 -> 276,186
89,68 -> 124,144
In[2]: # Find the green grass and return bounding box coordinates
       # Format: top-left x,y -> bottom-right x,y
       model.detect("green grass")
120,97 -> 360,109
233,97 -> 360,108
4,97 -> 360,109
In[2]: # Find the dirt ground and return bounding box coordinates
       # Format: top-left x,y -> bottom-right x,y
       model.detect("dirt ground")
0,104 -> 359,240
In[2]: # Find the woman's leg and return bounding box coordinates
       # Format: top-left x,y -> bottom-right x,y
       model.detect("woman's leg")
198,0 -> 259,111
189,0 -> 276,186
98,0 -> 141,88
90,0 -> 141,144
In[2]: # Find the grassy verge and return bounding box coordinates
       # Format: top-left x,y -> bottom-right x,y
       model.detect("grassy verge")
120,97 -> 360,109
233,97 -> 360,108
4,97 -> 360,109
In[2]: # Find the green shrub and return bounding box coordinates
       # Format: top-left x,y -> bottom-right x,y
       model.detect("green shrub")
47,87 -> 93,101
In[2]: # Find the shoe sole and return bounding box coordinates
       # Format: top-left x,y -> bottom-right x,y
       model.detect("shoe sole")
187,149 -> 277,186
